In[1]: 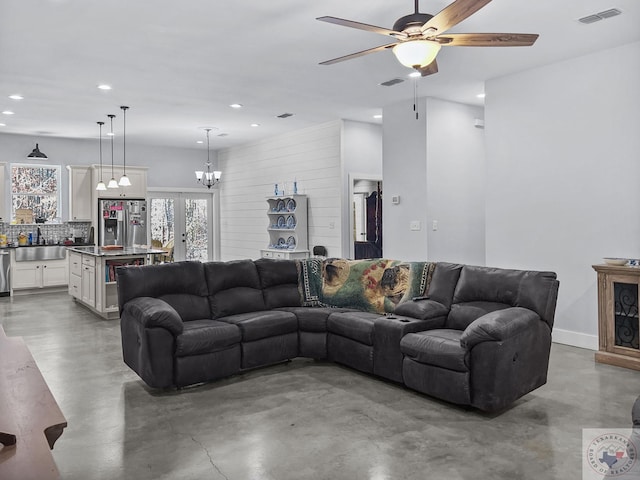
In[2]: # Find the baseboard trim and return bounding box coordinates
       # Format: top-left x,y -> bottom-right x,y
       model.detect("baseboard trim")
552,328 -> 598,350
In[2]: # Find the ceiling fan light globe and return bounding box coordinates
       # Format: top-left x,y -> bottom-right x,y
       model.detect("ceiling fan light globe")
393,40 -> 440,69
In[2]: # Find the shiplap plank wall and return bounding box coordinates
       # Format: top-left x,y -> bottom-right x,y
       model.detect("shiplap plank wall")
217,120 -> 343,261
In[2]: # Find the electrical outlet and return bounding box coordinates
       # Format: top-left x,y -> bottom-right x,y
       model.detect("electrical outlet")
410,221 -> 421,231
432,220 -> 438,231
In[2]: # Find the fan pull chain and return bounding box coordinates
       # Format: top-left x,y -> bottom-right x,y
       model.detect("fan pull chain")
413,75 -> 419,120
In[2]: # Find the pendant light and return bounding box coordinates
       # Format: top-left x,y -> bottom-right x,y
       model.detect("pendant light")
107,114 -> 119,189
95,121 -> 107,191
118,105 -> 131,186
27,143 -> 48,159
195,128 -> 222,188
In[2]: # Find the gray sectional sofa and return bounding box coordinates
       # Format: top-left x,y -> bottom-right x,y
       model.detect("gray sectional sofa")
116,258 -> 559,412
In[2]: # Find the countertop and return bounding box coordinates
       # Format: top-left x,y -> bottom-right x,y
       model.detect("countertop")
67,246 -> 166,257
1,243 -> 94,249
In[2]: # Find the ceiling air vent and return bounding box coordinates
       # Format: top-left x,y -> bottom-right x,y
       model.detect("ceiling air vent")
380,78 -> 405,87
578,8 -> 622,24
277,113 -> 294,118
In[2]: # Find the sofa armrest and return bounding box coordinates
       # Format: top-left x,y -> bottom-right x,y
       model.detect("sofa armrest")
394,299 -> 449,320
121,297 -> 184,336
460,307 -> 541,349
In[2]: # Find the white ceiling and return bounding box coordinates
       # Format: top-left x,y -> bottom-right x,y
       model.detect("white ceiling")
1,0 -> 638,150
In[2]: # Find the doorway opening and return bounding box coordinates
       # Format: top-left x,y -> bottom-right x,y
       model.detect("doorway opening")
352,177 -> 382,259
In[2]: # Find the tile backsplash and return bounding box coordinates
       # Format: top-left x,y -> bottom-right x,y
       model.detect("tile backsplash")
0,221 -> 91,245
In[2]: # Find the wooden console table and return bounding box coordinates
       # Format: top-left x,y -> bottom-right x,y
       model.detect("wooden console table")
593,264 -> 640,371
0,326 -> 67,479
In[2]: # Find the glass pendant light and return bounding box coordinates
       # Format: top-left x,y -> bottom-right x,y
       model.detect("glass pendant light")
107,114 -> 119,189
96,121 -> 107,191
118,105 -> 131,186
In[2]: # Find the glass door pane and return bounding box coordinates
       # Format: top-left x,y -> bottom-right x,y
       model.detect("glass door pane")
149,197 -> 175,263
613,282 -> 640,350
184,198 -> 209,261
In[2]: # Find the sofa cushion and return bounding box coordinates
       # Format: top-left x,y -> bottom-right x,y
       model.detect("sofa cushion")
327,311 -> 378,346
255,259 -> 301,309
204,260 -> 266,317
446,301 -> 511,330
218,311 -> 298,342
277,307 -> 358,332
400,329 -> 469,372
175,320 -> 241,357
116,261 -> 210,321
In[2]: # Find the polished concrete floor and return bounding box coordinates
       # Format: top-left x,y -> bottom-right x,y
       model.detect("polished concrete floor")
1,291 -> 639,480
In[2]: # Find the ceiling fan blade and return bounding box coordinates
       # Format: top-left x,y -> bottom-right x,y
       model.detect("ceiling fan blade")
317,16 -> 408,40
437,33 -> 539,46
421,0 -> 492,36
319,43 -> 398,66
418,60 -> 439,77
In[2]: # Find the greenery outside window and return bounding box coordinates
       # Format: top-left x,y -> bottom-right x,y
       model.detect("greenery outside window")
11,164 -> 61,222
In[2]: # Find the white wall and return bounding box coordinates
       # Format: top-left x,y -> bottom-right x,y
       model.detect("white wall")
485,41 -> 640,349
426,98 -> 486,265
382,97 -> 485,263
382,99 -> 429,260
216,120 -> 343,260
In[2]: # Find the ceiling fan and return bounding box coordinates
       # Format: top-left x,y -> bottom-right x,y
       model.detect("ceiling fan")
317,0 -> 539,77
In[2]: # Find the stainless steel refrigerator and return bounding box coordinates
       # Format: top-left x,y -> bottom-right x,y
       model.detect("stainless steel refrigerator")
99,199 -> 147,247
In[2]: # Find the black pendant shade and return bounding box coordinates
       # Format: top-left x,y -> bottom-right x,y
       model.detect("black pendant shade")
27,143 -> 48,159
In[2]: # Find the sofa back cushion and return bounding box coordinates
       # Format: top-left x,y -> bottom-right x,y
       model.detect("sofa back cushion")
448,265 -> 559,329
254,258 -> 301,309
204,260 -> 266,318
428,262 -> 463,308
116,261 -> 211,321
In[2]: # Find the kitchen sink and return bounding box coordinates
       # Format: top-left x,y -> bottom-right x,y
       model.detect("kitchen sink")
14,246 -> 68,262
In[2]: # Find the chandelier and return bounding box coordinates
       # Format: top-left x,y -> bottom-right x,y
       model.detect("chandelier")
195,128 -> 221,188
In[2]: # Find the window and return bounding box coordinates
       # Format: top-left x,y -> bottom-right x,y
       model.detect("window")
11,164 -> 61,222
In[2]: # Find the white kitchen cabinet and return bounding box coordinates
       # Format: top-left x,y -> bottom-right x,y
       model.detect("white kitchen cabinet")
81,258 -> 96,308
67,166 -> 93,221
11,256 -> 68,291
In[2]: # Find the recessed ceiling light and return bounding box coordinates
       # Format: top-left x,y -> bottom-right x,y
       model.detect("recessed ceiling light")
373,114 -> 383,119
230,104 -> 243,109
408,71 -> 421,78
2,111 -> 14,115
476,93 -> 486,99
98,84 -> 112,90
251,123 -> 260,127
196,140 -> 204,144
107,132 -> 115,136
9,94 -> 23,100
0,123 -> 6,127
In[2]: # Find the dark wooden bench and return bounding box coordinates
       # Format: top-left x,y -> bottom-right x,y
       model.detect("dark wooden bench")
0,326 -> 67,479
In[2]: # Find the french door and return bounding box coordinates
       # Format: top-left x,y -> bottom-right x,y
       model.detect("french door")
148,192 -> 214,262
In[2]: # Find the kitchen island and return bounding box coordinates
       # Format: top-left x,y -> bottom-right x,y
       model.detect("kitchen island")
67,246 -> 165,319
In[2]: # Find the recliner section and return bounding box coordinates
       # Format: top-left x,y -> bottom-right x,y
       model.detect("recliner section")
117,258 -> 559,412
